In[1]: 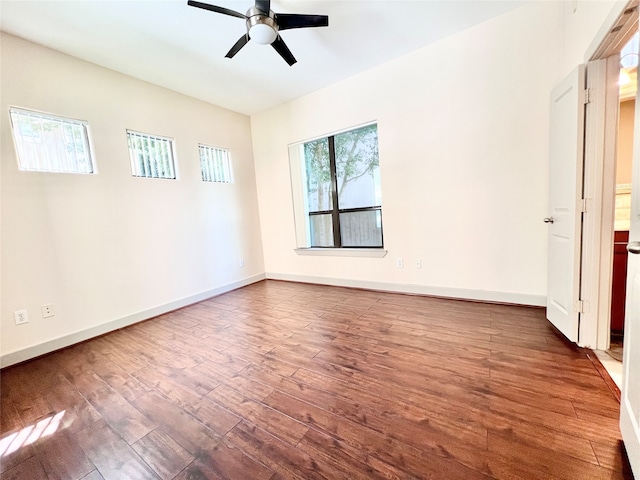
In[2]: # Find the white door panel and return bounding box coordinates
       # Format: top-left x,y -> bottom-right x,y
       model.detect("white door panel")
546,65 -> 585,342
621,265 -> 640,477
620,81 -> 640,479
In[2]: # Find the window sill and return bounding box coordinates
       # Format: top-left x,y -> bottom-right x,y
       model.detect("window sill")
294,248 -> 387,258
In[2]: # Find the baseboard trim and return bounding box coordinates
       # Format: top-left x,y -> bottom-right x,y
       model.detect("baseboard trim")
265,272 -> 546,307
0,273 -> 266,369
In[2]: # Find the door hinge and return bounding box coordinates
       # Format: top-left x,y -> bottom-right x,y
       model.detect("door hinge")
575,299 -> 589,314
584,88 -> 591,104
580,198 -> 588,213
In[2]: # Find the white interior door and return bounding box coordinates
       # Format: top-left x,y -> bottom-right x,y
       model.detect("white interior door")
546,65 -> 585,342
620,82 -> 640,479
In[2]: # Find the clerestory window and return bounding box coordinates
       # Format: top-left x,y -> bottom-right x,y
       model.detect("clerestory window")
199,144 -> 232,183
9,107 -> 95,174
126,130 -> 176,179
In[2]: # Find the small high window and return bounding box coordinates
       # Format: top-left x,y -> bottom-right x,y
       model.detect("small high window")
9,107 -> 95,174
199,145 -> 232,183
127,130 -> 176,179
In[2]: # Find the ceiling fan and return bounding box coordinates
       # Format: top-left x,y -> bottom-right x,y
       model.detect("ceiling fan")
187,0 -> 329,66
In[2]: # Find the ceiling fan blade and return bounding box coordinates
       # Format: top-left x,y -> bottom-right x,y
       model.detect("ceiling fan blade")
255,0 -> 270,14
225,34 -> 250,58
271,35 -> 297,66
276,14 -> 328,31
187,1 -> 246,19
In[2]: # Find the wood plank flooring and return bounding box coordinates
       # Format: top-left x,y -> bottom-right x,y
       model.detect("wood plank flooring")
0,280 -> 634,479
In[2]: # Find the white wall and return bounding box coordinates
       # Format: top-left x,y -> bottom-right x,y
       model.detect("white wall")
251,2 -> 564,305
0,33 -> 265,366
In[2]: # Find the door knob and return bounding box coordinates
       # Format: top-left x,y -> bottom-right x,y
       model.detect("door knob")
543,217 -> 555,224
628,241 -> 640,255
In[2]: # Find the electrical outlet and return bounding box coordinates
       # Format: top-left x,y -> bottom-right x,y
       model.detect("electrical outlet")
415,259 -> 422,269
239,258 -> 244,267
396,258 -> 404,268
14,310 -> 29,325
41,304 -> 54,318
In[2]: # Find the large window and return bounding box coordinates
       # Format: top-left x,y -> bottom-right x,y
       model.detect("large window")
9,107 -> 95,174
290,123 -> 383,248
127,130 -> 176,179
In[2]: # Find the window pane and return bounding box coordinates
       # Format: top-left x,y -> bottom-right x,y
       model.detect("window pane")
127,130 -> 176,179
309,214 -> 334,247
304,138 -> 332,212
335,124 -> 380,210
340,210 -> 382,247
9,107 -> 94,174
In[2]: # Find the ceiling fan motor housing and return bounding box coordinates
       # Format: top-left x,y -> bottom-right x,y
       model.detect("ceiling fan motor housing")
187,0 -> 328,65
246,7 -> 278,44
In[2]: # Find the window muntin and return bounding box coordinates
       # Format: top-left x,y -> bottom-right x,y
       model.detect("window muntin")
127,130 -> 176,179
199,144 -> 232,183
9,107 -> 95,174
300,123 -> 383,248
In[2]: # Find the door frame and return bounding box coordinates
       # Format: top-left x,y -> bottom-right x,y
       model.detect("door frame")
578,0 -> 638,350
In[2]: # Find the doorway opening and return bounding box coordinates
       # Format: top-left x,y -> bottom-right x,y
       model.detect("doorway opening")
611,32 -> 637,351
594,32 -> 638,387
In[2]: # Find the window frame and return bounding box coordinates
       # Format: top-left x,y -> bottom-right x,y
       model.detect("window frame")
126,129 -> 177,180
8,106 -> 96,174
300,123 -> 383,249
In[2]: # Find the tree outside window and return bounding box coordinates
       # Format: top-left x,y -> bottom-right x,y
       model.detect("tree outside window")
303,124 -> 382,248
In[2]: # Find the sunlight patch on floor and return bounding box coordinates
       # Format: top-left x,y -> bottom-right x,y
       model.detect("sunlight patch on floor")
0,410 -> 65,457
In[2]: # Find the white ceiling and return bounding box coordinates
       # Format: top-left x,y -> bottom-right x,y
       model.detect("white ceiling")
0,0 -> 525,115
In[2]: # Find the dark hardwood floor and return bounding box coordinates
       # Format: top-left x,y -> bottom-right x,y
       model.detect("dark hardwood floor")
0,280 -> 634,479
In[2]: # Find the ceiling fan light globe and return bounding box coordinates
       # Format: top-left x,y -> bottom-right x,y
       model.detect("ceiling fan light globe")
250,24 -> 277,45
